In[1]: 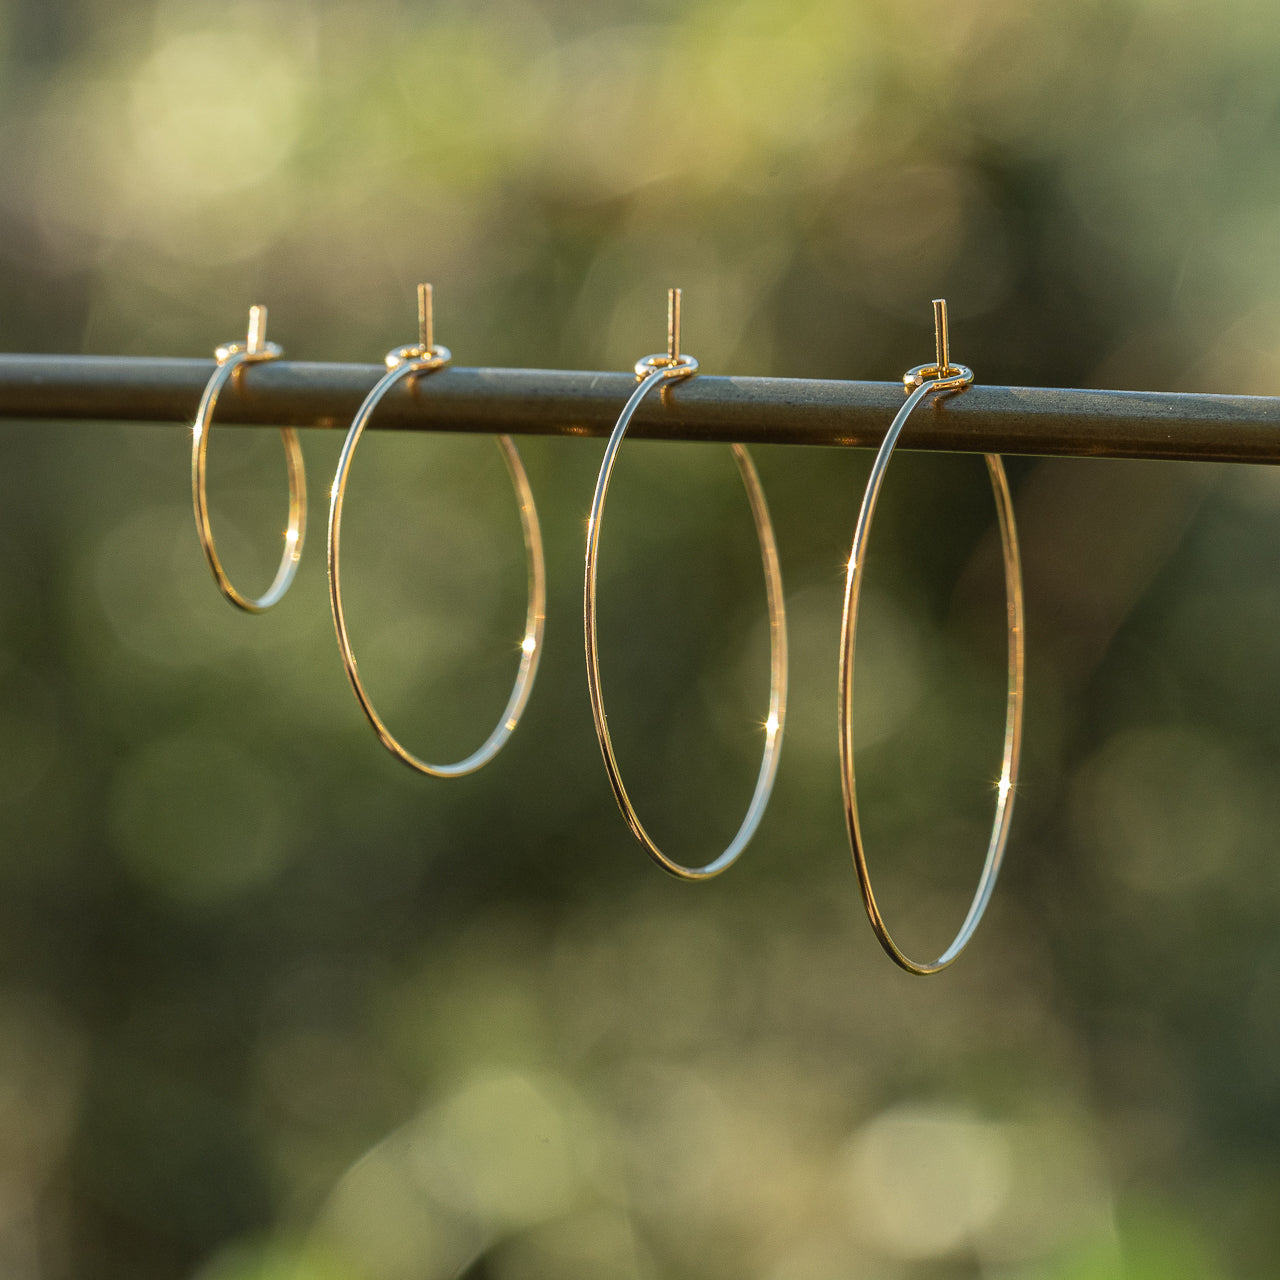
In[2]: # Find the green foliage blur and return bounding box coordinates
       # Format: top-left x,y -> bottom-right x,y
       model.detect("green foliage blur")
1,0 -> 1279,1276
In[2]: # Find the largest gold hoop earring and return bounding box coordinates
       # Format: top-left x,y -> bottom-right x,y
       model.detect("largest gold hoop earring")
839,299 -> 1025,975
191,305 -> 306,612
584,288 -> 788,880
327,285 -> 546,778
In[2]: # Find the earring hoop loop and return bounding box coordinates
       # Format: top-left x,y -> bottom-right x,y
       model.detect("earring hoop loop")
839,300 -> 1025,974
327,287 -> 546,778
191,305 -> 306,612
584,289 -> 788,880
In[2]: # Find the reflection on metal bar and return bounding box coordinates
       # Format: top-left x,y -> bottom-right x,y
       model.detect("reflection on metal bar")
0,353 -> 1278,463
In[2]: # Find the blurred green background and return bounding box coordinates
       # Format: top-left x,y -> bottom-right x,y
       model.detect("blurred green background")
0,0 -> 1279,1276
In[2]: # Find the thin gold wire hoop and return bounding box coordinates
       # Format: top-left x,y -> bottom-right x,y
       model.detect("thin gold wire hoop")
584,288 -> 789,880
839,299 -> 1025,974
327,285 -> 546,778
191,305 -> 306,612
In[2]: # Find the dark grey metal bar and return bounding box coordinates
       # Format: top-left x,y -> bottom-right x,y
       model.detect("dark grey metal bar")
0,353 -> 1278,463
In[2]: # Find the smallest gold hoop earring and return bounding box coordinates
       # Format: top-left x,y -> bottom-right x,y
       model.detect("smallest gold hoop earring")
839,299 -> 1025,975
191,305 -> 306,613
327,284 -> 547,778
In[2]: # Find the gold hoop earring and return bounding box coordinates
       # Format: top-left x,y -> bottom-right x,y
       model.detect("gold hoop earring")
840,299 -> 1025,974
191,305 -> 305,611
327,285 -> 546,777
584,288 -> 789,880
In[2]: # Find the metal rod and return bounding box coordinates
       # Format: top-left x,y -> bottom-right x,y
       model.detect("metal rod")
0,354 -> 1278,463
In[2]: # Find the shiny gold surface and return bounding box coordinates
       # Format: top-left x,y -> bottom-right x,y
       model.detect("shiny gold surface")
584,290 -> 788,879
840,301 -> 1025,974
191,305 -> 306,613
327,287 -> 545,777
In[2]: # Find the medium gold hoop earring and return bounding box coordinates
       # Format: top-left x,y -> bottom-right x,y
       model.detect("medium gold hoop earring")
327,285 -> 546,777
191,305 -> 305,612
839,299 -> 1024,974
584,288 -> 789,880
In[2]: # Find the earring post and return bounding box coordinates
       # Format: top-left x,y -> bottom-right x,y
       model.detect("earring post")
668,288 -> 681,363
418,284 -> 433,352
247,306 -> 267,357
932,298 -> 949,376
